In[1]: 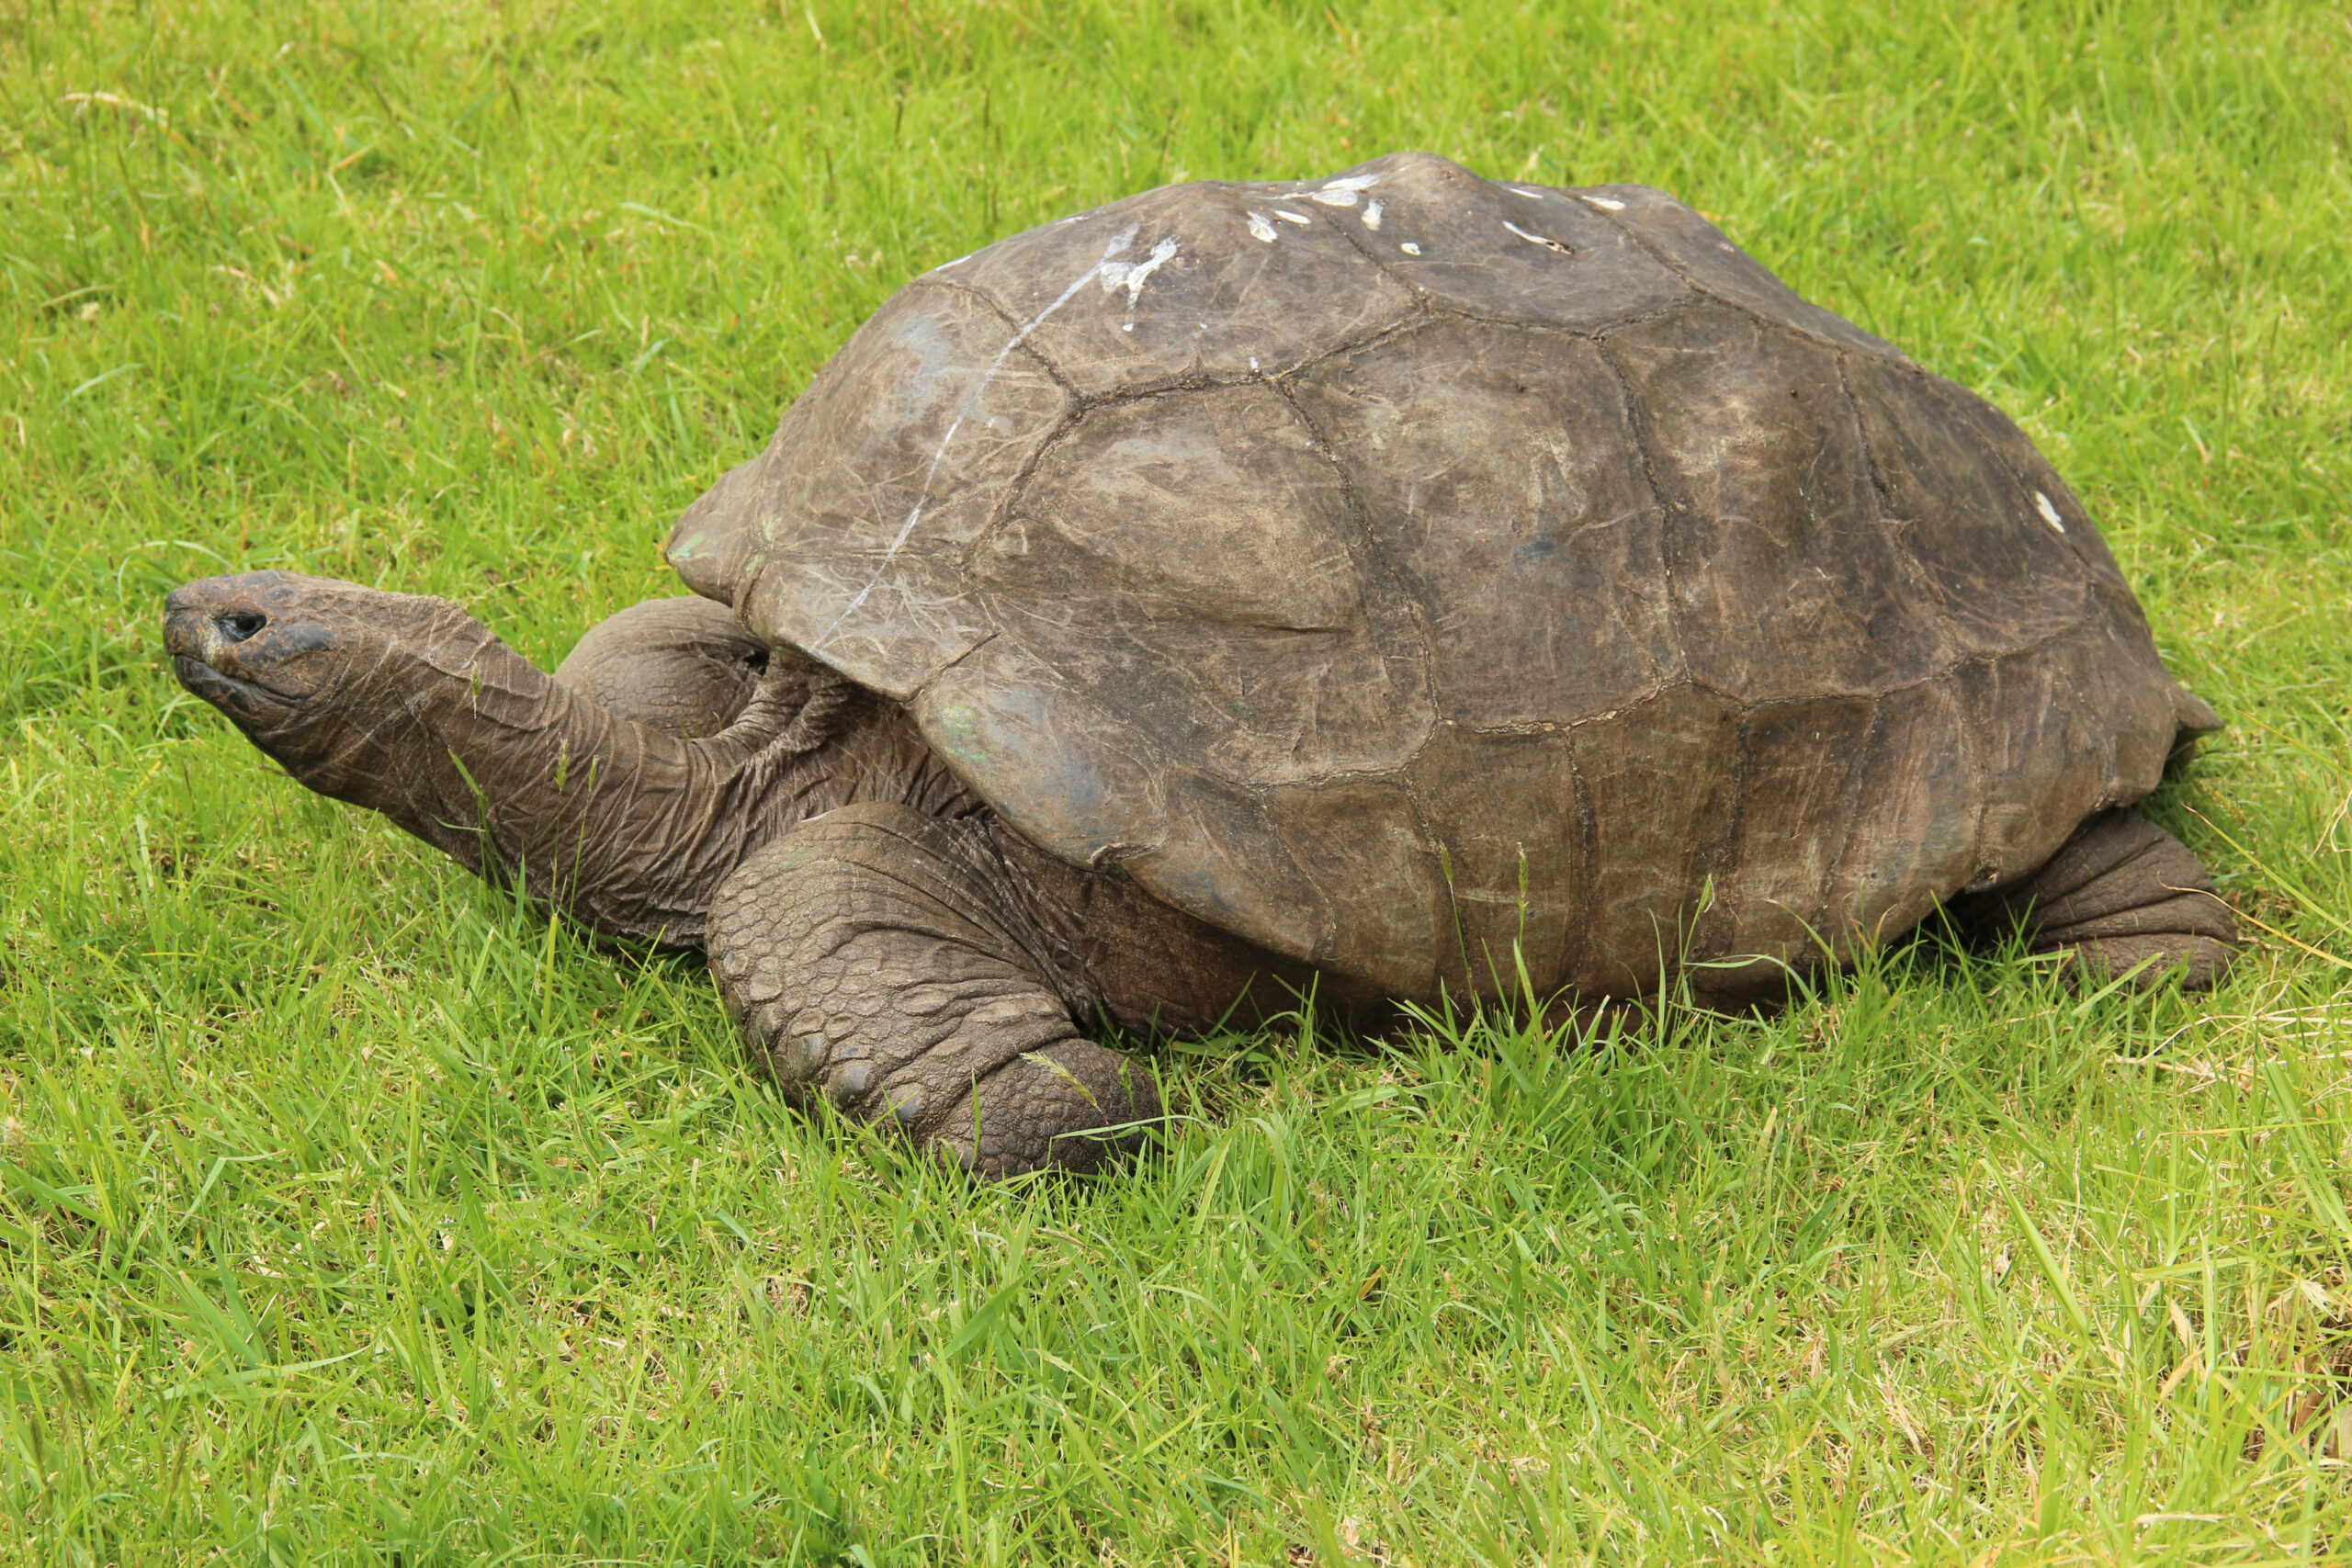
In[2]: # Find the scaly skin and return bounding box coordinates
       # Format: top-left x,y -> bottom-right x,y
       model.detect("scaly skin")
552,595 -> 771,741
706,803 -> 1161,1176
1951,808 -> 2238,990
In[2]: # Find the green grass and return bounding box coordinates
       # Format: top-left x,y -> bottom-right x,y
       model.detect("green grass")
2,0 -> 2349,1561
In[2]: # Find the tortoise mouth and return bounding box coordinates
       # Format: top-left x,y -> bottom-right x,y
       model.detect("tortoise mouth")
172,651 -> 242,689
171,652 -> 299,708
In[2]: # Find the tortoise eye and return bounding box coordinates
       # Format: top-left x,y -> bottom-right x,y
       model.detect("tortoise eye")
216,611 -> 266,644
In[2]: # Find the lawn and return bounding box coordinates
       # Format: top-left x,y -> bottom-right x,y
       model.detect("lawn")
3,0 -> 2349,1561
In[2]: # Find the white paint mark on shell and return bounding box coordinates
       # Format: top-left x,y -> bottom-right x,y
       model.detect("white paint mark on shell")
935,254 -> 972,269
1577,193 -> 1627,212
1320,174 -> 1381,192
1361,198 -> 1384,231
1128,235 -> 1179,305
1249,356 -> 1260,371
1096,234 -> 1179,310
1399,242 -> 1421,255
1509,186 -> 1545,198
2034,491 -> 2067,533
1246,210 -> 1278,243
1276,209 -> 1312,224
1307,188 -> 1359,207
1502,219 -> 1572,255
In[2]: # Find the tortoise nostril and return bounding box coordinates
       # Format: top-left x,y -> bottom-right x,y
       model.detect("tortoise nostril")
217,611 -> 266,644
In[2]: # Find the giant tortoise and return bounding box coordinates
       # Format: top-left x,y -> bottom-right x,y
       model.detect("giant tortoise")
164,152 -> 2235,1176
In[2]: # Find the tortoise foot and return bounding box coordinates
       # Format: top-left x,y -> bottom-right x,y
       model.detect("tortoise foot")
707,801 -> 1160,1177
1961,809 -> 2237,992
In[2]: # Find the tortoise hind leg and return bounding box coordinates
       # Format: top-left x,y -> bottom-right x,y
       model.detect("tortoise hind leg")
1961,809 -> 2236,990
707,801 -> 1160,1177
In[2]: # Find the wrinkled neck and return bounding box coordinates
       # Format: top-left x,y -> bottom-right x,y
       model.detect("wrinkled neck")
385,633 -> 851,945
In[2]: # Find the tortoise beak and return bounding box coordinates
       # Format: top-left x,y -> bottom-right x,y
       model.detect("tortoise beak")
163,571 -> 334,705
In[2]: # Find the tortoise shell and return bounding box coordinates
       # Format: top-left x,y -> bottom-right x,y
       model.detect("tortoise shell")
663,152 -> 2214,1001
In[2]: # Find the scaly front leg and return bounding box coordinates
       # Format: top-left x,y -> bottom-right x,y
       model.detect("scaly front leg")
707,801 -> 1161,1176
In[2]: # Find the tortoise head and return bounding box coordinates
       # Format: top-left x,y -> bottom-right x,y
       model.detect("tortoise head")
165,570 -> 854,944
164,570 -> 496,817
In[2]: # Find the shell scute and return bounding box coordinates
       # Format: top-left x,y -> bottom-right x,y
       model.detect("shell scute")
1586,183 -> 1911,364
1405,727 -> 1586,993
976,384 -> 1433,785
980,385 -> 1361,631
1608,304 -> 1953,701
674,284 -> 1072,700
666,452 -> 766,605
1731,692 -> 1880,960
1826,679 -> 1979,943
1710,678 -> 1975,998
1961,621 -> 2177,886
1845,354 -> 2090,654
910,637 -> 1170,868
1261,780 -> 1444,995
1132,769 -> 1328,963
1291,317 -> 1679,728
1566,682 -> 1744,997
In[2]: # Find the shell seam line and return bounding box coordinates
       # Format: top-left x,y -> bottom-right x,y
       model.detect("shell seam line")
1812,693 -> 1887,934
911,276 -> 1088,400
1283,300 -> 1439,384
1318,180 -> 1436,305
1438,606 -> 2117,742
1828,346 -> 1968,648
1591,334 -> 1693,683
965,386 -> 1094,575
1958,660 -> 1996,889
1263,369 -> 1445,807
924,631 -> 998,685
1264,372 -> 1437,629
1392,295 -> 1700,344
1584,200 -> 1897,368
1836,348 -> 1903,512
1562,738 -> 1600,985
1709,706 -> 1755,953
